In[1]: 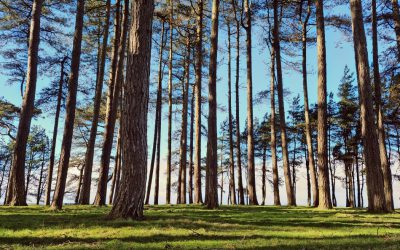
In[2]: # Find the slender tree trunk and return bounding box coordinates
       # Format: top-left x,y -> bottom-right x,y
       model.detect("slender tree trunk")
262,146 -> 266,205
109,130 -> 121,205
301,1 -> 318,207
25,152 -> 33,201
166,1 -> 174,205
269,46 -> 281,206
75,165 -> 84,204
113,129 -> 123,205
45,56 -> 67,206
80,0 -> 111,205
194,0 -> 204,205
315,0 -> 332,209
227,22 -> 236,205
205,0 -> 220,209
6,0 -> 43,206
145,21 -> 165,205
273,0 -> 295,206
36,151 -> 45,205
51,0 -> 85,210
243,0 -> 258,206
94,0 -> 128,206
305,149 -> 311,206
154,80 -> 162,205
108,0 -> 153,219
372,0 -> 394,211
349,0 -> 387,212
188,84 -> 195,204
392,0 -> 400,60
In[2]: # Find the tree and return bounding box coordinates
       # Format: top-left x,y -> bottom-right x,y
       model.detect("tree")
6,0 -> 44,206
205,0 -> 220,209
349,0 -> 387,212
108,0 -> 153,219
51,0 -> 85,210
391,0 -> 400,59
315,0 -> 332,209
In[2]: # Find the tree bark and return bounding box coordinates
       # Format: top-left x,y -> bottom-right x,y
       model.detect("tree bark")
205,0 -> 220,209
372,0 -> 394,211
269,44 -> 281,206
315,0 -> 332,209
108,0 -> 153,219
301,0 -> 319,207
188,84 -> 195,204
392,0 -> 400,60
349,0 -> 387,212
109,129 -> 121,205
80,0 -> 111,205
51,0 -> 85,210
273,0 -> 295,206
45,56 -> 67,206
194,0 -> 204,205
94,0 -> 128,206
6,0 -> 43,206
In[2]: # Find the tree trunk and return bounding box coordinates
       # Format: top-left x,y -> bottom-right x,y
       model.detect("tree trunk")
205,0 -> 220,209
227,22 -> 236,205
392,0 -> 400,60
372,0 -> 394,212
243,0 -> 258,206
301,0 -> 318,207
36,151 -> 46,205
51,0 -> 85,210
6,0 -> 43,206
305,149 -> 311,206
262,146 -> 266,205
80,0 -> 111,205
108,0 -> 153,219
194,0 -> 204,205
166,1 -> 174,205
109,129 -> 121,205
273,0 -> 295,206
94,0 -> 128,206
269,45 -> 281,206
188,84 -> 195,204
45,56 -> 67,206
349,0 -> 387,213
315,0 -> 332,209
145,21 -> 165,205
154,77 -> 163,205
75,165 -> 84,204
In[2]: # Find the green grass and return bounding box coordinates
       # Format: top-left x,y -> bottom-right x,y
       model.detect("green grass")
0,205 -> 400,249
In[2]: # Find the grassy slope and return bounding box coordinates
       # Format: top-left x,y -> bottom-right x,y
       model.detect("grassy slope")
0,205 -> 400,249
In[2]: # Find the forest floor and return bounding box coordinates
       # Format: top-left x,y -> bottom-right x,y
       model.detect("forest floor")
0,205 -> 400,249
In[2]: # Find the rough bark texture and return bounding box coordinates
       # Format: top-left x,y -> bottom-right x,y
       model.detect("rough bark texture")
205,0 -> 220,209
269,46 -> 281,206
372,0 -> 394,212
315,0 -> 332,209
51,0 -> 85,210
45,56 -> 67,206
79,0 -> 111,205
350,0 -> 387,213
194,0 -> 203,205
392,0 -> 400,60
273,0 -> 295,206
166,1 -> 174,204
227,22 -> 236,205
6,0 -> 43,206
243,0 -> 258,206
108,0 -> 153,219
93,0 -> 128,206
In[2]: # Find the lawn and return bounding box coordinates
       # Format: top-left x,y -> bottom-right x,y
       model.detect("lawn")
0,205 -> 400,249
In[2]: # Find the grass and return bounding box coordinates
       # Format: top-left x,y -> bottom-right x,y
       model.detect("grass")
0,205 -> 400,249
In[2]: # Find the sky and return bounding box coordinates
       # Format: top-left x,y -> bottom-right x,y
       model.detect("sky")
1,1 -> 399,207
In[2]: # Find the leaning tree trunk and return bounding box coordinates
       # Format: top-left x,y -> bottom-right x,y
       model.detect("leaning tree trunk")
349,0 -> 387,213
94,0 -> 129,206
51,0 -> 85,210
80,0 -> 111,205
108,0 -> 153,219
205,0 -> 220,209
6,0 -> 43,206
45,56 -> 67,206
315,0 -> 332,209
269,45 -> 281,206
145,21 -> 165,205
227,22 -> 236,205
166,1 -> 174,204
109,130 -> 121,205
392,0 -> 400,60
372,0 -> 394,212
194,0 -> 204,205
243,0 -> 258,206
273,0 -> 295,206
301,0 -> 319,207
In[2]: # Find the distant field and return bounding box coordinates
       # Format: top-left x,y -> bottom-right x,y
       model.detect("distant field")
0,205 -> 399,249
